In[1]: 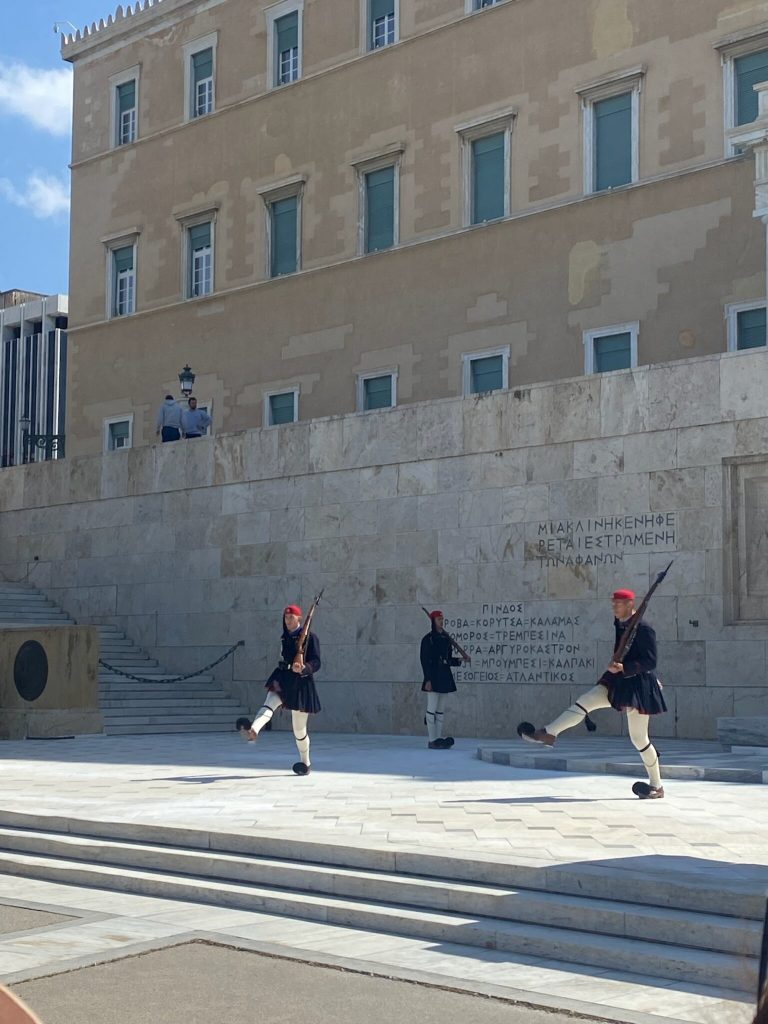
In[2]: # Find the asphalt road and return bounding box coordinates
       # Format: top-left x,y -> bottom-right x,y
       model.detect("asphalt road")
12,941 -> 615,1024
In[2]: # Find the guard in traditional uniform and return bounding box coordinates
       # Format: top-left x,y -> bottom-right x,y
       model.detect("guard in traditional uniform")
520,588 -> 667,798
420,610 -> 468,749
238,605 -> 321,775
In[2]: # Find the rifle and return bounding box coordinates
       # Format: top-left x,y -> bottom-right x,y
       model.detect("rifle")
420,606 -> 472,664
291,589 -> 325,673
586,561 -> 673,731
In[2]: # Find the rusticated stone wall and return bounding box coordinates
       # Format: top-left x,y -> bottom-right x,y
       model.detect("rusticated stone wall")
1,351 -> 767,740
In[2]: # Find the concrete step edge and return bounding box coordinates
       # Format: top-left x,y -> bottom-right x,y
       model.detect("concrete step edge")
0,849 -> 755,992
0,828 -> 758,959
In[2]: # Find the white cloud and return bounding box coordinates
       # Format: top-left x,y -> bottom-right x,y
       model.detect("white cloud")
0,62 -> 73,136
0,174 -> 70,219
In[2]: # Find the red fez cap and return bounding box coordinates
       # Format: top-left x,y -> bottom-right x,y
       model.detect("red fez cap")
429,610 -> 444,620
284,604 -> 302,617
612,589 -> 635,601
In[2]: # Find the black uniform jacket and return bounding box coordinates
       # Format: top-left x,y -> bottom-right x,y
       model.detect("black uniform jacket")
420,628 -> 462,694
607,619 -> 666,715
266,628 -> 322,713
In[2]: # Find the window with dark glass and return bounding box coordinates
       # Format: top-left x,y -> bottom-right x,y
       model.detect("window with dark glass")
276,12 -> 299,84
364,166 -> 395,252
116,80 -> 136,144
594,92 -> 632,191
269,392 -> 296,424
191,48 -> 214,117
736,307 -> 767,349
363,375 -> 393,410
369,0 -> 395,49
735,49 -> 768,125
469,354 -> 503,393
471,132 -> 505,223
594,332 -> 632,372
270,196 -> 298,276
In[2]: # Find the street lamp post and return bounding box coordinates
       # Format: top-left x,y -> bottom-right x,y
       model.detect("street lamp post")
178,364 -> 196,397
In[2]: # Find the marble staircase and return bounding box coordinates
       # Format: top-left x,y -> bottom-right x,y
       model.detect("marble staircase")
0,582 -> 248,735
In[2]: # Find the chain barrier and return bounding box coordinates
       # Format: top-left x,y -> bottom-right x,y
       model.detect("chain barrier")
99,640 -> 244,684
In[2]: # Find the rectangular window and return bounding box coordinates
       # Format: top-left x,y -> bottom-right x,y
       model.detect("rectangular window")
583,323 -> 638,374
360,373 -> 395,410
192,47 -> 214,117
270,196 -> 298,276
474,0 -> 504,7
276,12 -> 299,85
268,390 -> 297,425
116,80 -> 136,145
593,91 -> 632,191
735,48 -> 768,125
107,420 -> 131,450
594,331 -> 632,372
112,245 -> 135,317
736,307 -> 767,349
188,221 -> 213,297
364,166 -> 395,252
370,0 -> 395,49
471,132 -> 506,223
469,354 -> 504,393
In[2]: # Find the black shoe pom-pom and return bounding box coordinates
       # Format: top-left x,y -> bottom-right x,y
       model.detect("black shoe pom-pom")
235,717 -> 251,731
584,715 -> 597,733
517,721 -> 535,738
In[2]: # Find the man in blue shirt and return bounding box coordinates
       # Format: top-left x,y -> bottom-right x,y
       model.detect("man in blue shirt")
182,396 -> 211,438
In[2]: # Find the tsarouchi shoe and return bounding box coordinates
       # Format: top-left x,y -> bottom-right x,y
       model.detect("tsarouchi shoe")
632,782 -> 664,799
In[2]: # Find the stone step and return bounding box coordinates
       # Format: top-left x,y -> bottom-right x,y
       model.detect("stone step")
100,714 -> 240,726
99,700 -> 240,708
98,684 -> 221,693
0,585 -> 245,736
97,672 -> 204,682
0,611 -> 72,619
105,724 -> 236,734
0,826 -> 757,992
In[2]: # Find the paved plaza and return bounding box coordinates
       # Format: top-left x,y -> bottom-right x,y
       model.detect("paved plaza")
0,731 -> 765,1024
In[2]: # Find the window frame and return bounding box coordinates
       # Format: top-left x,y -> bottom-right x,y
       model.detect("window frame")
718,31 -> 768,155
725,300 -> 768,352
266,0 -> 305,89
356,369 -> 398,412
105,236 -> 138,319
182,215 -> 216,299
103,414 -> 134,452
578,67 -> 644,195
363,0 -> 399,52
264,386 -> 300,427
583,322 -> 639,375
456,109 -> 515,228
260,176 -> 305,278
461,345 -> 510,397
466,0 -> 506,12
183,32 -> 218,122
354,148 -> 403,255
109,64 -> 140,148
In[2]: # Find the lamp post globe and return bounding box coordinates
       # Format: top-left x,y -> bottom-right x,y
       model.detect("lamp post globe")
178,364 -> 196,396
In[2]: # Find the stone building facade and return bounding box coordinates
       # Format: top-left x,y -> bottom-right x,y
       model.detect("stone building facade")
61,0 -> 768,456
1,353 -> 766,740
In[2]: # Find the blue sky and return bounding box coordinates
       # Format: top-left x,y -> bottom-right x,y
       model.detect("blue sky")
0,0 -> 105,296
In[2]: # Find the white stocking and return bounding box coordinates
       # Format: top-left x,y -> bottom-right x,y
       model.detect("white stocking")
250,691 -> 282,734
426,692 -> 445,742
546,685 -> 612,737
292,710 -> 310,767
627,709 -> 662,788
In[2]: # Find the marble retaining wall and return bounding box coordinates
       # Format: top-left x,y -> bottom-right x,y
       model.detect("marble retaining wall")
1,351 -> 767,740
